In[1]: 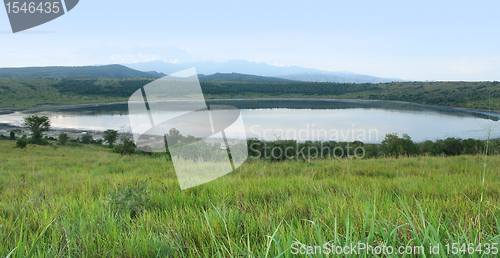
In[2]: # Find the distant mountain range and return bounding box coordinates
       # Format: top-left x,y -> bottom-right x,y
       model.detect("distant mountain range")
276,72 -> 400,84
0,61 -> 404,83
0,64 -> 164,79
198,73 -> 293,83
124,59 -> 403,83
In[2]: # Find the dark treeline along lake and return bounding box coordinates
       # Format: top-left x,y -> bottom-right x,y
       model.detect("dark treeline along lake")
0,99 -> 499,143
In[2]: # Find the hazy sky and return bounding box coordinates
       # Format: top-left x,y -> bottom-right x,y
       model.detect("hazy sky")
1,0 -> 499,81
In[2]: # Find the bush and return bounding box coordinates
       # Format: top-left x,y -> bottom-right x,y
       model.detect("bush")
80,133 -> 93,144
381,133 -> 417,157
419,140 -> 441,156
439,137 -> 463,156
103,129 -> 118,148
16,139 -> 27,149
462,138 -> 484,155
30,138 -> 49,146
9,131 -> 15,140
487,139 -> 500,155
113,138 -> 136,155
363,144 -> 380,158
58,133 -> 69,145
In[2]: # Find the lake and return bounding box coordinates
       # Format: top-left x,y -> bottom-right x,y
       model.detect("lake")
1,99 -> 499,143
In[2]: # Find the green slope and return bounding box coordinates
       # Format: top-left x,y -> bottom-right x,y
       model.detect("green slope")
0,64 -> 163,79
0,78 -> 499,111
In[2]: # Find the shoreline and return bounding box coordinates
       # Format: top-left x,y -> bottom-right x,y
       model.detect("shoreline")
0,122 -> 131,141
2,97 -> 500,115
1,97 -> 499,138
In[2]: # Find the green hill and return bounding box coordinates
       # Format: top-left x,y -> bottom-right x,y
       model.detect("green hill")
0,64 -> 163,79
0,77 -> 499,111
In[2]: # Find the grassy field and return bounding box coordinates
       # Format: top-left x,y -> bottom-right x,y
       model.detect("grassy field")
1,140 -> 500,257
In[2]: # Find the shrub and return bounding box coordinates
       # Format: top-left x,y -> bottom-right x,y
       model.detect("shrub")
113,138 -> 136,155
462,138 -> 484,155
439,137 -> 463,156
419,140 -> 441,156
9,131 -> 15,140
29,138 -> 49,145
16,139 -> 27,149
103,129 -> 118,148
363,144 -> 380,158
58,133 -> 69,145
80,133 -> 93,144
381,133 -> 417,157
487,139 -> 500,155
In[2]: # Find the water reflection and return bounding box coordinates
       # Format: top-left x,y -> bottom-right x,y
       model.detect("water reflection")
0,99 -> 498,143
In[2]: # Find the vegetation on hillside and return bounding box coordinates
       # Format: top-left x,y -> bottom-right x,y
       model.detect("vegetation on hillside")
0,78 -> 130,109
1,78 -> 499,110
0,64 -> 163,79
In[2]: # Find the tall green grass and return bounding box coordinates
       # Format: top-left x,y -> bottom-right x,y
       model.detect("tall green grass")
1,141 -> 499,257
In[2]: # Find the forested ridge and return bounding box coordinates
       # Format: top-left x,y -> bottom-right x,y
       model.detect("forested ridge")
0,77 -> 499,110
47,79 -> 380,97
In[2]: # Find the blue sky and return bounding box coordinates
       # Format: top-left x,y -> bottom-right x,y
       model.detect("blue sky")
1,0 -> 499,81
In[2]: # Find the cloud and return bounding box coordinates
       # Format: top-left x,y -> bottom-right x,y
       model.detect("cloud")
447,57 -> 500,75
75,45 -> 194,64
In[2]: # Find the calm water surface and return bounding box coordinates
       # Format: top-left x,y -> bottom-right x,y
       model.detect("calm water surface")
0,99 -> 498,143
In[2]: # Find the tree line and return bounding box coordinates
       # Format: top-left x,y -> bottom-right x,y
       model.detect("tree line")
45,79 -> 500,111
4,116 -> 498,161
3,78 -> 499,110
48,79 -> 380,98
247,134 -> 500,161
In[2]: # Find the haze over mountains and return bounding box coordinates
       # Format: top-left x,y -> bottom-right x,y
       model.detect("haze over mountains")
198,73 -> 294,83
0,60 -> 404,83
124,60 -> 403,83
